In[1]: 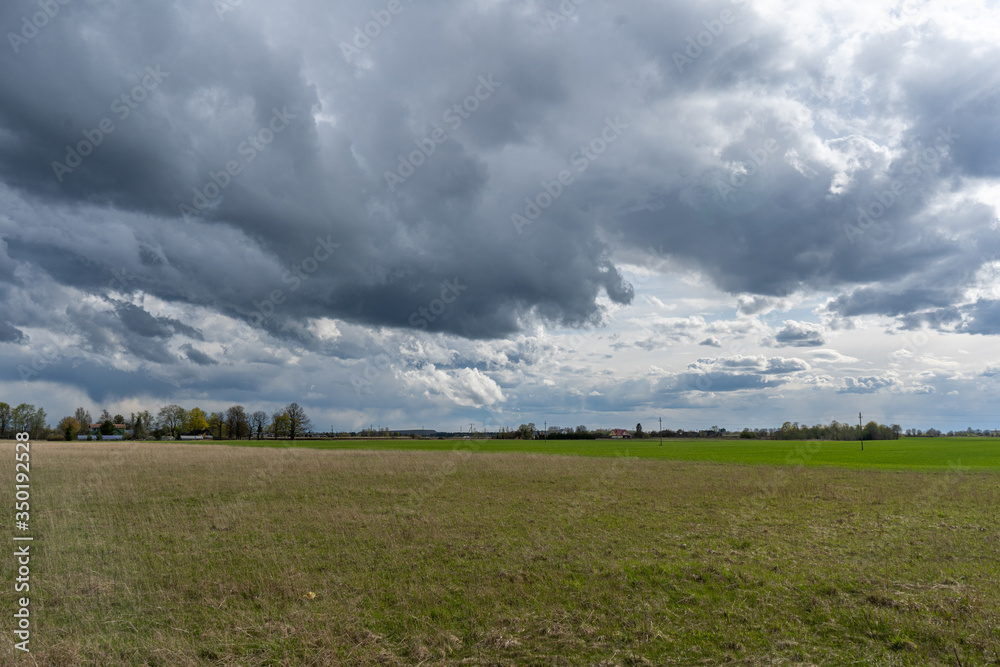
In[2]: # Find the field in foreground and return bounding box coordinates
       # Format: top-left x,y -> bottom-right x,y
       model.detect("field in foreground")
207,436 -> 1000,472
3,442 -> 999,665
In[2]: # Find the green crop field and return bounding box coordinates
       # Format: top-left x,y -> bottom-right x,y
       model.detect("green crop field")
3,440 -> 999,665
207,436 -> 1000,472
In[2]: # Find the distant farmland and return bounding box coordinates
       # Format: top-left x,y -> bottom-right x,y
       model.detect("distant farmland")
207,436 -> 1000,472
4,440 -> 998,665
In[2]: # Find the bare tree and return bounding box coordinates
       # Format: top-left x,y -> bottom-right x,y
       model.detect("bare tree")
285,403 -> 312,440
249,410 -> 268,440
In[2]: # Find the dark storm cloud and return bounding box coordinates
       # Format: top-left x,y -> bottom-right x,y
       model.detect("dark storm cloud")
0,0 -> 651,339
0,354 -> 176,404
957,299 -> 1000,335
180,343 -> 217,366
0,0 -> 998,404
66,304 -> 117,356
0,320 -> 25,343
116,303 -> 202,340
123,335 -> 176,365
825,287 -> 956,318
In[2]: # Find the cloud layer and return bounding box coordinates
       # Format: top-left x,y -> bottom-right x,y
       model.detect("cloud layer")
1,0 -> 998,429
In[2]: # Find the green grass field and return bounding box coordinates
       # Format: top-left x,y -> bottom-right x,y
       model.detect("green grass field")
208,436 -> 1000,471
3,439 -> 999,665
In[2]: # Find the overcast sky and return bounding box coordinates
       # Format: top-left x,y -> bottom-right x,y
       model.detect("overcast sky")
2,0 -> 999,432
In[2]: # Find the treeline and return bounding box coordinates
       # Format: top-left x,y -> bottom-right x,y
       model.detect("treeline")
751,420 -> 903,441
495,424 -> 598,440
0,403 -> 47,440
905,427 -> 997,437
515,420 -> 916,441
0,401 -> 312,441
648,422 -> 903,441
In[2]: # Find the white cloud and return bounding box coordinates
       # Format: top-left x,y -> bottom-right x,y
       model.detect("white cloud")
402,365 -> 505,408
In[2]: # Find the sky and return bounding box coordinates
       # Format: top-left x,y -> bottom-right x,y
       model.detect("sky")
1,0 -> 999,433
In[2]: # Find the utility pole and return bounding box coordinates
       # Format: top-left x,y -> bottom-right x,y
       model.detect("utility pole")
544,420 -> 547,441
659,416 -> 662,446
859,412 -> 864,451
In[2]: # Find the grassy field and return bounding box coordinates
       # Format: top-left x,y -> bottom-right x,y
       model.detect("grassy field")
2,440 -> 999,665
206,436 -> 1000,472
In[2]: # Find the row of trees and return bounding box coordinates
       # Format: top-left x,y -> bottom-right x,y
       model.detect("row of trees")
494,424 -> 596,440
504,420 -> 913,441
766,420 -> 902,441
906,427 -> 998,437
0,403 -> 48,440
1,401 -> 312,441
491,423 -> 995,440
